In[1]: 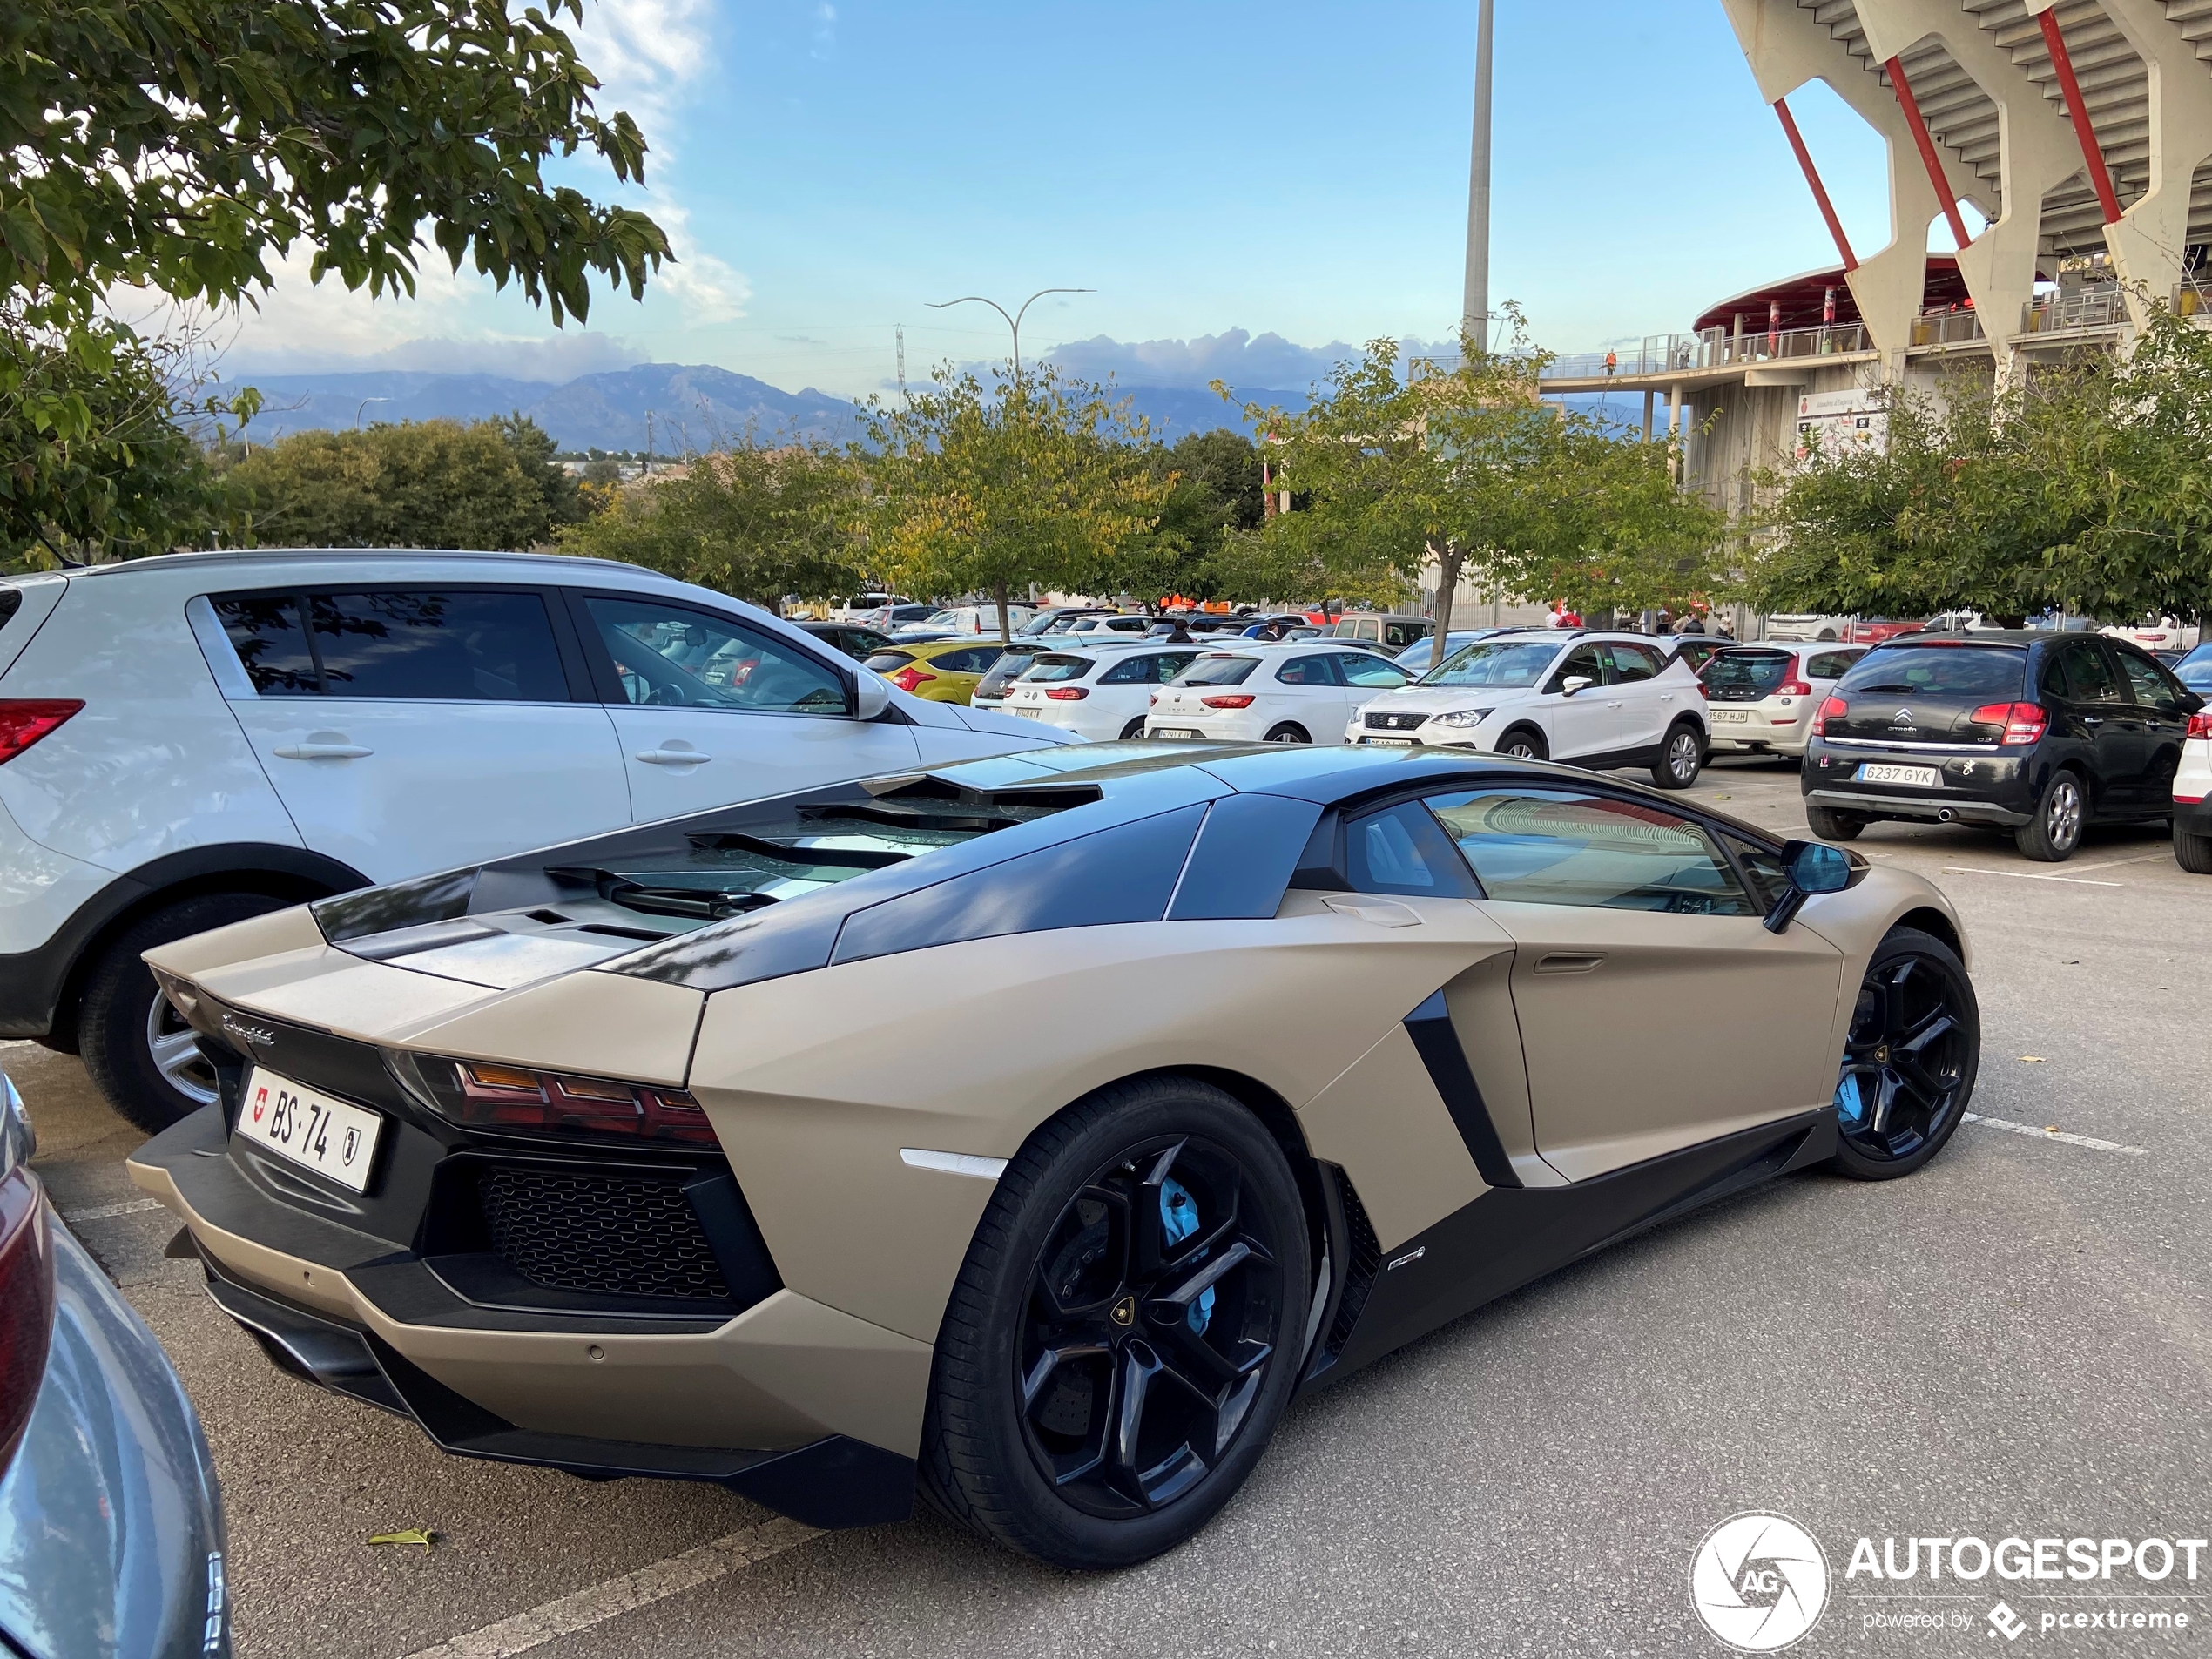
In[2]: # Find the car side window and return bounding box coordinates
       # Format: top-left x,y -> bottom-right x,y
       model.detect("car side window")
1343,800 -> 1482,899
583,597 -> 849,714
1274,654 -> 1338,685
2048,642 -> 2124,705
1805,649 -> 1860,680
1101,652 -> 1161,685
1426,787 -> 1758,916
307,590 -> 570,701
212,595 -> 320,695
939,646 -> 1004,675
1545,644 -> 1607,693
1718,833 -> 1791,912
1334,651 -> 1410,689
1602,642 -> 1662,683
2115,650 -> 2184,714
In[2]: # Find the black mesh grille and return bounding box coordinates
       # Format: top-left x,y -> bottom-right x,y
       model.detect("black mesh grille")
479,1170 -> 730,1300
1324,1170 -> 1382,1362
1364,710 -> 1427,731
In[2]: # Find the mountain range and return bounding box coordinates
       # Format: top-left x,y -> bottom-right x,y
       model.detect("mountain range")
229,363 -> 1303,452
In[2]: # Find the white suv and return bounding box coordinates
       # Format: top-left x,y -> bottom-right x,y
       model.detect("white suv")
0,550 -> 1062,1132
1344,630 -> 1710,787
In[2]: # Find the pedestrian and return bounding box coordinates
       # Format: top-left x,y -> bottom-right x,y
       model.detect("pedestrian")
1676,611 -> 1705,636
1605,350 -> 1618,376
1714,617 -> 1736,639
1656,606 -> 1673,634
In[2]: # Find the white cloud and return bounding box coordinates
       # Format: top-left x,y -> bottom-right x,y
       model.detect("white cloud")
570,0 -> 717,153
811,3 -> 838,61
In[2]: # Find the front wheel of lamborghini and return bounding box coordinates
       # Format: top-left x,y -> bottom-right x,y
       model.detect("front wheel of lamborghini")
921,1076 -> 1310,1568
1829,927 -> 1979,1180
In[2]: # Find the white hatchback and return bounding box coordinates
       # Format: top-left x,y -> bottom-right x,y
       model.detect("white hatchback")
999,641 -> 1211,740
1145,644 -> 1413,744
1343,631 -> 1710,788
1702,642 -> 1866,759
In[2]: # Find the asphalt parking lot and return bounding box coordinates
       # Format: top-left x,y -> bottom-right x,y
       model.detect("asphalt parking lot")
21,753 -> 2212,1658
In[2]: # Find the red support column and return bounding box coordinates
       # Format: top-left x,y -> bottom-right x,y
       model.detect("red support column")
1775,98 -> 1858,272
1885,55 -> 1973,251
2036,8 -> 2123,224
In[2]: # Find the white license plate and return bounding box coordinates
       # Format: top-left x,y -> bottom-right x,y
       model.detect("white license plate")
1362,736 -> 1418,746
236,1067 -> 383,1191
1010,705 -> 1042,718
1857,762 -> 1941,787
1152,727 -> 1202,739
1711,709 -> 1751,724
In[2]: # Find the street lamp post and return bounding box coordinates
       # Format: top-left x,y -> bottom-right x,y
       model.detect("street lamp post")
925,287 -> 1094,386
355,397 -> 390,428
1462,0 -> 1495,352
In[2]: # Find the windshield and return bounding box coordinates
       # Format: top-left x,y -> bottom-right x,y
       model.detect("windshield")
1177,654 -> 1259,686
1702,651 -> 1792,694
1422,639 -> 1560,689
1837,644 -> 2026,699
2175,645 -> 2212,691
1024,652 -> 1097,684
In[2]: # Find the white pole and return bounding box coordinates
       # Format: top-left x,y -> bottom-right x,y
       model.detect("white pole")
1462,0 -> 1495,348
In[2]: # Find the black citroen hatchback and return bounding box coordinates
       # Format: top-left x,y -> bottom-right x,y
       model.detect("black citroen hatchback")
1801,631 -> 2202,860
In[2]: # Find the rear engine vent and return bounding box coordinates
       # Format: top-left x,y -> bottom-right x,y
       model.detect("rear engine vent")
1323,1170 -> 1382,1363
479,1170 -> 729,1300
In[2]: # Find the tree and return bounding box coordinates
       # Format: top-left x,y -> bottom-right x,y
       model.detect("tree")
2,312 -> 251,566
3,2 -> 667,328
859,364 -> 1170,637
558,442 -> 866,611
494,411 -> 589,534
1125,428 -> 1269,604
2,1 -> 666,561
227,415 -> 574,550
1742,304 -> 2212,624
1236,316 -> 1723,639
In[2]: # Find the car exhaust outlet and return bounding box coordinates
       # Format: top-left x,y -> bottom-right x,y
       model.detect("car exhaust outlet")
1936,808 -> 1954,822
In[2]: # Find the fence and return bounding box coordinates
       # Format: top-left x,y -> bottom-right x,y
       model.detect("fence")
1541,321 -> 1872,381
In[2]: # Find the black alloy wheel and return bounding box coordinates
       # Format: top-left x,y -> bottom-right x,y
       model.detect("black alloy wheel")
1830,927 -> 1979,1179
921,1077 -> 1308,1568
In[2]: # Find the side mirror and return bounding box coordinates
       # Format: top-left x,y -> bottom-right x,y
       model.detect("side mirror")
1764,838 -> 1851,933
853,675 -> 893,720
1561,675 -> 1594,698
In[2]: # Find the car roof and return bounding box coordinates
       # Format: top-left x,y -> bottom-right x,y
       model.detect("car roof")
58,546 -> 657,582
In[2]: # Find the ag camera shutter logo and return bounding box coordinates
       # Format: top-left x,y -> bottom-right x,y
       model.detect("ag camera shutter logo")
1689,1512 -> 1831,1652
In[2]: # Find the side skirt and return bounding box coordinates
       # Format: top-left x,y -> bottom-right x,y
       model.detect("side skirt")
1318,1111 -> 1832,1381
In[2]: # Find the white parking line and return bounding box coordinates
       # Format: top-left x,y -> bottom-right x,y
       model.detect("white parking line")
1941,866 -> 2126,887
401,1517 -> 818,1659
59,1197 -> 165,1223
1964,1113 -> 2148,1156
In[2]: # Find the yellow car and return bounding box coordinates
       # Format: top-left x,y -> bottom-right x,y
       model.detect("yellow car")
862,637 -> 1013,704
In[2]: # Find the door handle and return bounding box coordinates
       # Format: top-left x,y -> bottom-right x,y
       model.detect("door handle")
1533,951 -> 1606,974
272,742 -> 372,760
636,747 -> 712,765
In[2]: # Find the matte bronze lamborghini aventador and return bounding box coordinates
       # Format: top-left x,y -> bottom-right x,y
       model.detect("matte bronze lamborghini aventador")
129,744 -> 1978,1568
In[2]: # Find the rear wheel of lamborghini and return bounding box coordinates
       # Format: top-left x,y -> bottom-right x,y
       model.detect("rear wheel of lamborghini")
1829,927 -> 1979,1181
921,1076 -> 1309,1568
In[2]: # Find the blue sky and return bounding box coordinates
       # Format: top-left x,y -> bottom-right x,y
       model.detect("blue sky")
225,0 -> 1906,396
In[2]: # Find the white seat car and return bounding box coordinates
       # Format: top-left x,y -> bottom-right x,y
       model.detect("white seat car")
1146,643 -> 1413,744
1344,630 -> 1710,787
997,640 -> 1211,739
1702,642 -> 1865,761
0,550 -> 1062,1134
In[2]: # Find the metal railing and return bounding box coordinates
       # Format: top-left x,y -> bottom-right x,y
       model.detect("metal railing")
1909,309 -> 1986,347
1541,322 -> 1872,381
2020,284 -> 2126,334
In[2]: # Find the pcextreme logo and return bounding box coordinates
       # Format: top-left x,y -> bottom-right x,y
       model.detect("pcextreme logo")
1689,1512 -> 1831,1652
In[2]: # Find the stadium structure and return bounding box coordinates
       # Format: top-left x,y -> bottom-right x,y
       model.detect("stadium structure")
1534,0 -> 2212,528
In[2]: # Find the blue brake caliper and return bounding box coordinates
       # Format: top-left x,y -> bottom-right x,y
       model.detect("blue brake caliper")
1159,1177 -> 1214,1335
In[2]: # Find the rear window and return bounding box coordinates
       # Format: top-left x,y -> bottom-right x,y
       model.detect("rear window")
1025,653 -> 1098,684
0,590 -> 19,629
1703,651 -> 1792,694
1837,644 -> 2026,699
864,651 -> 915,671
1179,654 -> 1259,686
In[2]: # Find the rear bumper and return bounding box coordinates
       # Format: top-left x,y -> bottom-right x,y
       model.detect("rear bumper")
127,1108 -> 926,1529
2175,797 -> 2212,840
1803,786 -> 2030,827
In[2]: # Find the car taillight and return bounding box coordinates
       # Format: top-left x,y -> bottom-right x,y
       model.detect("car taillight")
1045,686 -> 1089,700
0,1168 -> 52,1474
415,1059 -> 717,1145
1149,691 -> 1162,705
0,700 -> 83,765
1777,678 -> 1812,698
890,667 -> 935,693
1202,694 -> 1256,709
1967,701 -> 2049,745
2188,711 -> 2212,739
1812,695 -> 1848,736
